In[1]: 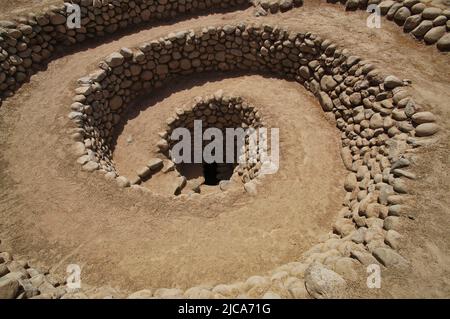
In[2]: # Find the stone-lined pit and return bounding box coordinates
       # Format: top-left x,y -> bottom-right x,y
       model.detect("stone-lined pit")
158,92 -> 267,193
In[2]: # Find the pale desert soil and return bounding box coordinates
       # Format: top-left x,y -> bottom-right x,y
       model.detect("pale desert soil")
0,1 -> 449,297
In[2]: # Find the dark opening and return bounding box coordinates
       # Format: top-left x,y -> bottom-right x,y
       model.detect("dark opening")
203,163 -> 219,186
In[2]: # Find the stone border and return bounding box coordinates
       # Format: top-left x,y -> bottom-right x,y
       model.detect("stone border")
0,0 -> 304,104
327,0 -> 450,52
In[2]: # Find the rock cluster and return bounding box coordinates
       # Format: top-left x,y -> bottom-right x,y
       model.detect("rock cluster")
159,92 -> 266,189
0,0 -> 304,104
329,0 -> 450,51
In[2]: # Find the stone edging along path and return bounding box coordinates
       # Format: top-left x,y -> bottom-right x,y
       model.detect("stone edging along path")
63,22 -> 440,298
326,0 -> 450,52
0,1 -> 444,299
0,0 -> 449,105
0,0 -> 304,104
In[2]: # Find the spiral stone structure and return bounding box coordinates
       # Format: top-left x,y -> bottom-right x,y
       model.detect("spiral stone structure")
0,0 -> 449,299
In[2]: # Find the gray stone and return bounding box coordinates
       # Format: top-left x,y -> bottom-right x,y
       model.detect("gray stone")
394,7 -> 411,25
411,3 -> 425,14
320,75 -> 338,92
437,33 -> 450,51
72,142 -> 87,156
82,161 -> 99,172
344,173 -> 357,192
415,123 -> 439,137
384,216 -> 401,231
105,52 -> 124,67
318,91 -> 333,112
411,20 -> 433,38
137,166 -> 151,179
412,111 -> 436,124
384,75 -> 403,90
0,277 -> 20,299
304,263 -> 346,299
244,181 -> 258,195
422,7 -> 442,20
403,14 -> 422,33
369,113 -> 384,129
379,1 -> 395,15
403,0 -> 420,8
173,176 -> 187,195
350,249 -> 379,265
424,26 -> 446,44
147,158 -> 164,171
392,179 -> 408,194
345,0 -> 360,11
385,230 -> 402,249
0,264 -> 9,277
373,247 -> 409,268
116,176 -> 130,188
298,66 -> 310,79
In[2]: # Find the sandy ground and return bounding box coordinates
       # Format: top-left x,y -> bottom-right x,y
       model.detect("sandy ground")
0,0 -> 63,19
0,2 -> 449,297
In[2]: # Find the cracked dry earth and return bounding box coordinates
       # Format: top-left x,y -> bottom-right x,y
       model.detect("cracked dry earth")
0,1 -> 449,298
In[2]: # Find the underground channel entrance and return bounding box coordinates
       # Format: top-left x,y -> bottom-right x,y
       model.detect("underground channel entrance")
159,92 -> 266,194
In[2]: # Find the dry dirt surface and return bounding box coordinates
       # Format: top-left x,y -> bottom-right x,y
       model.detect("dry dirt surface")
0,1 -> 449,298
0,0 -> 62,19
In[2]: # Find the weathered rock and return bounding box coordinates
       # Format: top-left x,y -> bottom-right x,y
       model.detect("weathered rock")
0,277 -> 20,299
394,7 -> 411,25
105,52 -> 124,67
369,113 -> 384,129
184,287 -> 214,299
411,20 -> 433,38
373,247 -> 409,268
384,75 -> 403,90
422,7 -> 442,20
379,1 -> 395,15
344,173 -> 357,192
318,91 -> 333,112
437,33 -> 450,51
147,158 -> 163,171
320,75 -> 338,92
116,176 -> 130,188
385,230 -> 402,249
415,123 -> 439,136
137,166 -> 151,179
404,14 -> 423,32
411,111 -> 436,124
244,181 -> 258,195
424,26 -> 446,44
82,161 -> 99,172
153,288 -> 183,298
304,263 -> 346,299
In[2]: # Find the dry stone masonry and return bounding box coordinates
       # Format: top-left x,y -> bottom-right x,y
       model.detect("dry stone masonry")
61,22 -> 441,298
0,0 -> 304,104
328,0 -> 450,52
0,0 -> 444,300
